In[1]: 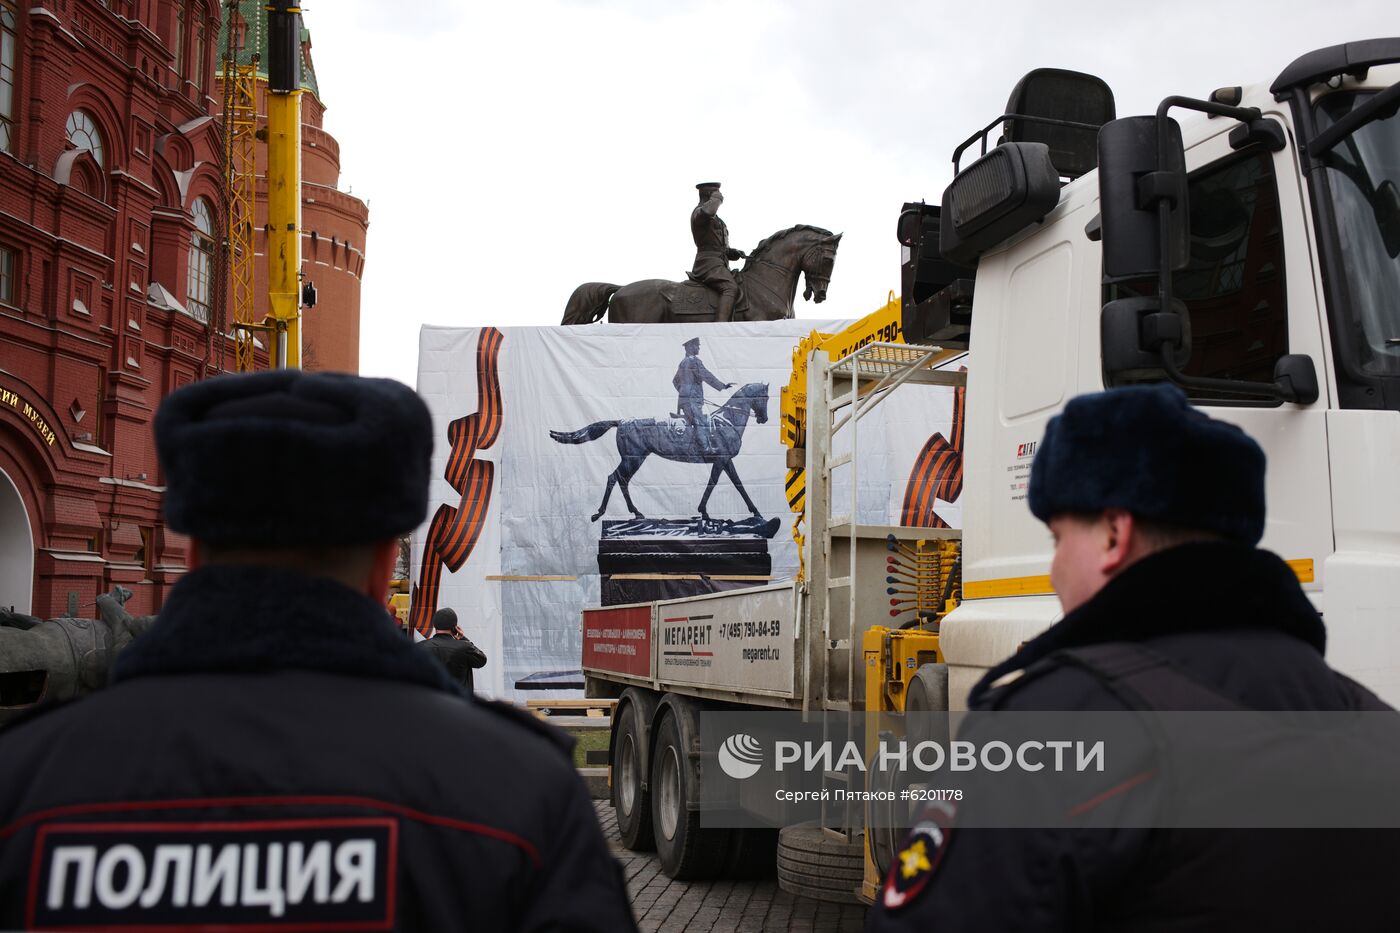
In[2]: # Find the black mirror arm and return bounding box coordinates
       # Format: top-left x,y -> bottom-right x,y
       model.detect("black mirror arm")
1155,345 -> 1314,402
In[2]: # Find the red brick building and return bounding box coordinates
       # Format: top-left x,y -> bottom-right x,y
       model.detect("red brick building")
0,0 -> 366,619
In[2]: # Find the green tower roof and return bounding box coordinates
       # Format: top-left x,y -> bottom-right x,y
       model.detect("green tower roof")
217,1 -> 321,99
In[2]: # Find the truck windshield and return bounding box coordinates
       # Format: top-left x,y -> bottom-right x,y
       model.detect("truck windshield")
1316,90 -> 1400,377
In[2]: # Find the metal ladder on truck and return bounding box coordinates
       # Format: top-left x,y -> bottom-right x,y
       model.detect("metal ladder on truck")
801,341 -> 966,841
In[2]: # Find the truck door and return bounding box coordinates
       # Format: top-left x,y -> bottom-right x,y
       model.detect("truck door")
1124,121 -> 1334,594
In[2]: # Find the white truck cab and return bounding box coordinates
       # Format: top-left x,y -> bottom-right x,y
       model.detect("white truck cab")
908,43 -> 1400,707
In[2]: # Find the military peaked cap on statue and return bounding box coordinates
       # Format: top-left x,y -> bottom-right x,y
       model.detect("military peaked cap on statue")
156,370 -> 433,548
683,337 -> 701,352
1028,384 -> 1266,544
696,181 -> 721,191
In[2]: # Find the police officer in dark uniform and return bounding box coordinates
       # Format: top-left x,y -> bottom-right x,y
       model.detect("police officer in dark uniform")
673,337 -> 732,455
420,606 -> 487,692
691,182 -> 747,322
0,371 -> 637,932
868,384 -> 1397,932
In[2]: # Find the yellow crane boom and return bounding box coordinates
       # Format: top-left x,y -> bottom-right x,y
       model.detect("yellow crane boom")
264,0 -> 303,369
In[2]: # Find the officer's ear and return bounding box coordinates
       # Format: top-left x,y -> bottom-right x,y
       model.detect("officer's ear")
1101,509 -> 1141,576
366,538 -> 400,603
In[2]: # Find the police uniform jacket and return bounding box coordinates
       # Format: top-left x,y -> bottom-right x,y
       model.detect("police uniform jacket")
867,541 -> 1397,933
0,564 -> 637,933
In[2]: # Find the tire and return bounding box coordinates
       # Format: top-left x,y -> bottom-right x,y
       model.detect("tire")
651,711 -> 731,880
612,700 -> 654,851
878,663 -> 951,876
866,737 -> 901,877
725,827 -> 778,879
904,662 -> 950,745
776,824 -> 864,904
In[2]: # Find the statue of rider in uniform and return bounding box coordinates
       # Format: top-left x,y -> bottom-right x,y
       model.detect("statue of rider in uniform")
673,337 -> 732,454
691,182 -> 748,322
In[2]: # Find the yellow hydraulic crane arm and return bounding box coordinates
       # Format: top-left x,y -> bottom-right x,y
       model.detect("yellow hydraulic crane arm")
264,0 -> 303,369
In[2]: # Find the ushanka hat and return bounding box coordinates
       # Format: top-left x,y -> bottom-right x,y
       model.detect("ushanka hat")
156,370 -> 433,547
1028,384 -> 1266,544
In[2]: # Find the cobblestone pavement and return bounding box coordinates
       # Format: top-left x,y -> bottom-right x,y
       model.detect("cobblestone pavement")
594,801 -> 868,933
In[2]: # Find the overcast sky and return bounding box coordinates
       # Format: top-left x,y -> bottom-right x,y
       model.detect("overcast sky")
305,0 -> 1396,387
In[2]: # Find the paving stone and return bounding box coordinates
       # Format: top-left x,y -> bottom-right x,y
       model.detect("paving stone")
591,801 -> 865,932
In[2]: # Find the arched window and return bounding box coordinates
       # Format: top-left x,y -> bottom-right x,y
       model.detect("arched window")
65,110 -> 104,167
1,0 -> 19,153
187,197 -> 214,323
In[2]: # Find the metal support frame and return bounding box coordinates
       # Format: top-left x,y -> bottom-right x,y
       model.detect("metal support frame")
221,47 -> 258,373
804,341 -> 968,839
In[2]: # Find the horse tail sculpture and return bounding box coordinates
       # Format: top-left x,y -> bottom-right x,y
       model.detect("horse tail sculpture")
550,421 -> 620,444
562,282 -> 620,325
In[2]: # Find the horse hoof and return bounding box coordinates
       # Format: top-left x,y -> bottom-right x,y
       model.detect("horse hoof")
631,513 -> 645,521
590,512 -> 602,522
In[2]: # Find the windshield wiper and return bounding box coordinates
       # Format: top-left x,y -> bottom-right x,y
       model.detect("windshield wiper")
1310,81 -> 1400,157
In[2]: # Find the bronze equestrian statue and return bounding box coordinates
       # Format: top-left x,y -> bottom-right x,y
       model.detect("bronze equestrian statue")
562,182 -> 841,325
0,587 -> 156,727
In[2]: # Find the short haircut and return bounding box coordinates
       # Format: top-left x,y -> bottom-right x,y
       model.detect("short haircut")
198,542 -> 382,591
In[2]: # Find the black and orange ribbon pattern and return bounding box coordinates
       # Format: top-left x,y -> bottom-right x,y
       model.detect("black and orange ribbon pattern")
900,374 -> 966,529
410,328 -> 504,635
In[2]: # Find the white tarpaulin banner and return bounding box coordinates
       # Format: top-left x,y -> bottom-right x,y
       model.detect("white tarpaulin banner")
413,320 -> 964,699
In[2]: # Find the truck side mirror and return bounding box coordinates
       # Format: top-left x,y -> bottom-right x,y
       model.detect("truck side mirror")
1098,115 -> 1190,281
1102,295 -> 1191,384
1099,98 -> 1320,406
1273,355 -> 1320,405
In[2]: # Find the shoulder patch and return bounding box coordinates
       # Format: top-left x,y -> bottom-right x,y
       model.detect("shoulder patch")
881,800 -> 955,911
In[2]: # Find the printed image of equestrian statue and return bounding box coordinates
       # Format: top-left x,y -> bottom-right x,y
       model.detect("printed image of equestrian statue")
549,337 -> 780,605
561,181 -> 842,324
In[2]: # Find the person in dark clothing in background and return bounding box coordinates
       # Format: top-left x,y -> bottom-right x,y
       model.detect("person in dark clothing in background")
869,384 -> 1397,933
421,606 -> 487,693
0,370 -> 637,933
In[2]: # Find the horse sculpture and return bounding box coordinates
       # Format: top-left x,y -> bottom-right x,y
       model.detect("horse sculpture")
562,226 -> 841,325
550,383 -> 769,522
0,587 -> 156,727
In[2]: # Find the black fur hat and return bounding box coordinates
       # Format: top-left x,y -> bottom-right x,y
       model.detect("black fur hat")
156,370 -> 433,547
1028,385 -> 1266,544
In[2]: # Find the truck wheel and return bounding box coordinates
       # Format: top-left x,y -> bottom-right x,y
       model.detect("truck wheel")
777,824 -> 864,903
651,712 -> 731,879
612,700 -> 654,851
904,662 -> 950,746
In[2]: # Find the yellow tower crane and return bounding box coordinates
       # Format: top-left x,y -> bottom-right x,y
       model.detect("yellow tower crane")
220,0 -> 258,373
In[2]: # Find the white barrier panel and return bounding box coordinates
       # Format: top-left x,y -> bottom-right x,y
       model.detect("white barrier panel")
413,321 -> 962,699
